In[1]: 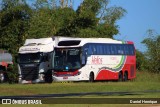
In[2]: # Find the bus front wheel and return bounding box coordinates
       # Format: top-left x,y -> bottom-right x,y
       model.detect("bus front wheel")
45,70 -> 53,83
0,73 -> 5,83
89,72 -> 94,82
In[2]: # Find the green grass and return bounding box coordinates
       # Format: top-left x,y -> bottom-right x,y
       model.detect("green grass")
1,82 -> 160,98
0,71 -> 159,98
0,71 -> 160,107
135,71 -> 160,82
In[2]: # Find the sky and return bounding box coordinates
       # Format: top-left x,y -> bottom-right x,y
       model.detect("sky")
72,0 -> 160,52
108,0 -> 160,52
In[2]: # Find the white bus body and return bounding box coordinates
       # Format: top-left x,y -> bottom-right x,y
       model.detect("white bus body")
52,38 -> 136,82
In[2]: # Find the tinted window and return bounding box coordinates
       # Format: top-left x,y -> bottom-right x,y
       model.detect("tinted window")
128,45 -> 135,55
84,43 -> 135,55
105,45 -> 111,54
96,45 -> 103,54
58,40 -> 81,46
117,45 -> 123,54
88,45 -> 93,55
124,45 -> 129,55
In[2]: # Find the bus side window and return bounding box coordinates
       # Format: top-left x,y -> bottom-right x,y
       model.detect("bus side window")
93,47 -> 96,54
104,45 -> 107,54
119,45 -> 124,55
114,45 -> 118,55
117,45 -> 121,55
105,45 -> 111,55
88,45 -> 93,55
96,44 -> 103,55
124,45 -> 129,55
83,44 -> 88,55
102,45 -> 105,55
96,45 -> 99,55
92,44 -> 97,54
82,45 -> 88,65
100,44 -> 103,55
129,45 -> 134,55
111,45 -> 116,55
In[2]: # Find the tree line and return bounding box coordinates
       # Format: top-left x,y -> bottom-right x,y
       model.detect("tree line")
136,30 -> 160,73
0,0 -> 159,73
0,0 -> 126,54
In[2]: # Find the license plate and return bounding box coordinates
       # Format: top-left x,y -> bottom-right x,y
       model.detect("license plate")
63,77 -> 68,79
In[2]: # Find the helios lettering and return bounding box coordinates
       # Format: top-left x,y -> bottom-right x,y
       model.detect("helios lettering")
92,56 -> 103,64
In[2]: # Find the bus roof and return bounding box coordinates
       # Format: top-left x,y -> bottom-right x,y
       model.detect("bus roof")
56,38 -> 134,48
24,38 -> 53,46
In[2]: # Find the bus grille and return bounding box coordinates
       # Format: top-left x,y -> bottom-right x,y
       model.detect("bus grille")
20,66 -> 39,81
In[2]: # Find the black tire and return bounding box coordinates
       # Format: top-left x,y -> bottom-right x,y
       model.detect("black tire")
89,72 -> 94,82
123,72 -> 128,81
45,71 -> 53,83
0,73 -> 5,83
118,72 -> 123,82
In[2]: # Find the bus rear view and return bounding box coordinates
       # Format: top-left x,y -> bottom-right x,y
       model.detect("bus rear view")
52,38 -> 136,82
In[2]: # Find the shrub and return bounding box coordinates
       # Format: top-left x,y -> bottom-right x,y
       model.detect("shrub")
7,64 -> 18,84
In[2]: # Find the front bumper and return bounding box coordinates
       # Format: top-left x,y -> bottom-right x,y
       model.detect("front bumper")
53,75 -> 86,82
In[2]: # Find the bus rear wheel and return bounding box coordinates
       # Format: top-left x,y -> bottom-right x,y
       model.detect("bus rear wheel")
118,72 -> 123,82
89,72 -> 94,82
123,72 -> 128,81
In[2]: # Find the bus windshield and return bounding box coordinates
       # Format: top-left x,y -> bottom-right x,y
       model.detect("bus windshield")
18,53 -> 41,63
54,48 -> 81,71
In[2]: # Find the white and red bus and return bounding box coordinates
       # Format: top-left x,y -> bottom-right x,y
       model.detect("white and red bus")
52,38 -> 136,82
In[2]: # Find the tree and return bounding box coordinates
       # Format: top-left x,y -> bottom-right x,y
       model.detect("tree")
142,30 -> 160,73
0,0 -> 32,82
136,50 -> 148,71
0,0 -> 126,50
56,0 -> 126,38
28,3 -> 76,38
0,0 -> 32,54
98,6 -> 126,38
